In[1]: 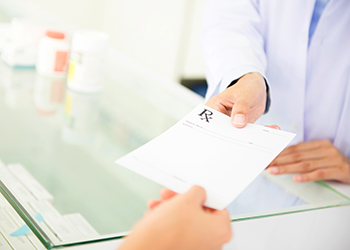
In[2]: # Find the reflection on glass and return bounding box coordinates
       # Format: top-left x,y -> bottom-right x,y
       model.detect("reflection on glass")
62,89 -> 100,145
227,171 -> 348,221
0,61 -> 35,108
33,74 -> 65,116
227,173 -> 306,217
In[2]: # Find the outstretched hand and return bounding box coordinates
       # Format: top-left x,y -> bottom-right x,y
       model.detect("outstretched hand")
120,186 -> 232,250
206,72 -> 267,128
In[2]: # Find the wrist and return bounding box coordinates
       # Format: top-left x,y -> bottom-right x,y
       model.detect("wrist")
240,72 -> 265,89
228,72 -> 270,114
244,72 -> 270,113
119,219 -> 180,250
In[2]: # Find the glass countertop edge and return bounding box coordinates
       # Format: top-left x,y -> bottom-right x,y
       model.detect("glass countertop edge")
51,234 -> 127,249
230,201 -> 350,223
56,203 -> 350,247
316,180 -> 350,200
230,180 -> 350,223
1,174 -> 350,248
0,178 -> 128,249
55,202 -> 350,248
0,180 -> 53,249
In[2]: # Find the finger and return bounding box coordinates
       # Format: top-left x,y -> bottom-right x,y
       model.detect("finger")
271,147 -> 328,166
293,165 -> 350,183
147,199 -> 161,209
230,98 -> 250,128
266,125 -> 281,130
183,185 -> 206,205
276,141 -> 329,158
160,188 -> 177,201
268,158 -> 339,175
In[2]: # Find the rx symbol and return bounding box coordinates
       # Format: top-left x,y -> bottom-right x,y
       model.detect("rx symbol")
198,109 -> 213,123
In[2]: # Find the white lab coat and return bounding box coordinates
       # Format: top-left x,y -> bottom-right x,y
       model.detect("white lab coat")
200,0 -> 350,158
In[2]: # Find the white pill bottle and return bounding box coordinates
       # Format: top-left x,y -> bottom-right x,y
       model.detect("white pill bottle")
36,31 -> 69,77
67,30 -> 110,93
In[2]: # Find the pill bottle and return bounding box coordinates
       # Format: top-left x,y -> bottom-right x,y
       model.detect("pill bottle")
1,18 -> 46,67
36,31 -> 69,77
67,30 -> 109,93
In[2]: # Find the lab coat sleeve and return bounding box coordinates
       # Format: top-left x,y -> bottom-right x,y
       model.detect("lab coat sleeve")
200,0 -> 268,99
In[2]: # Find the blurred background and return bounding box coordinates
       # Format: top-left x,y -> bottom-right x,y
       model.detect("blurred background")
0,0 -> 208,97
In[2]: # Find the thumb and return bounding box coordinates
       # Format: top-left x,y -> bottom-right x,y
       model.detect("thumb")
231,99 -> 250,128
183,185 -> 207,206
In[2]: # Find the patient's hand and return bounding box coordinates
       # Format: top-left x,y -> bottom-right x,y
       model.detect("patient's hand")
268,140 -> 350,184
119,186 -> 232,250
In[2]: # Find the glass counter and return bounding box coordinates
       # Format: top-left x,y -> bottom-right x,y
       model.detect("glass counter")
0,49 -> 205,248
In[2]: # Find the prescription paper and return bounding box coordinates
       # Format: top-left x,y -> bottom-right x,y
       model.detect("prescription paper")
116,104 -> 295,210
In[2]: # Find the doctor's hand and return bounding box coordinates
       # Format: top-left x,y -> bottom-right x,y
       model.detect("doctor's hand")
206,72 -> 267,128
268,140 -> 350,184
119,186 -> 232,250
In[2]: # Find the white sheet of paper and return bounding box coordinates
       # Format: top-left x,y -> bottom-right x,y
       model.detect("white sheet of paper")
116,104 -> 296,210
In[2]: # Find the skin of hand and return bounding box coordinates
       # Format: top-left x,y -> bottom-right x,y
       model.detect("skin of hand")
268,140 -> 350,183
119,186 -> 232,250
266,125 -> 280,130
205,72 -> 266,128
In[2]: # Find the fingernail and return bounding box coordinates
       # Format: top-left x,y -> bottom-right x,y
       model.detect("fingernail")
233,114 -> 246,126
269,167 -> 279,174
293,175 -> 302,182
